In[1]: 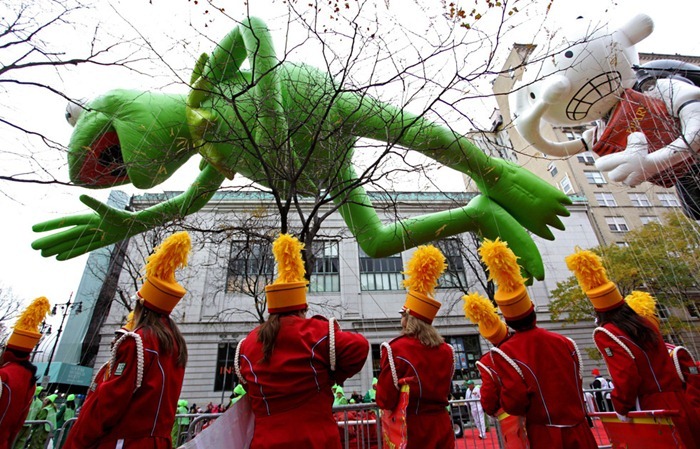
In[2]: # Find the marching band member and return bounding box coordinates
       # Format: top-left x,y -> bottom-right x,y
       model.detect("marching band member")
376,245 -> 455,449
482,239 -> 597,448
236,234 -> 369,449
625,290 -> 700,412
1,296 -> 51,449
64,231 -> 191,449
567,248 -> 700,449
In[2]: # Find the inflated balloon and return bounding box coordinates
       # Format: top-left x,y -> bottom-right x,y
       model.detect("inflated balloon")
510,14 -> 700,217
32,17 -> 572,280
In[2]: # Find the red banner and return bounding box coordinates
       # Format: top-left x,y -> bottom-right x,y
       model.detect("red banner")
497,409 -> 529,449
381,384 -> 410,449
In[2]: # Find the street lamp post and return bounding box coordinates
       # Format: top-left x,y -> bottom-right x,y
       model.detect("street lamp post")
42,292 -> 82,388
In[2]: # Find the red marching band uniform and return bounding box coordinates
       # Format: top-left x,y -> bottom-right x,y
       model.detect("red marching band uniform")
667,344 -> 700,411
567,249 -> 700,449
64,231 -> 192,449
235,234 -> 369,449
476,239 -> 598,449
0,297 -> 50,449
593,322 -> 700,449
376,245 -> 456,449
376,334 -> 455,449
492,327 -> 597,448
236,315 -> 368,449
63,325 -> 186,449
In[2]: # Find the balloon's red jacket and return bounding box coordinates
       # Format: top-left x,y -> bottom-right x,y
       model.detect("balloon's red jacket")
238,315 -> 369,449
0,352 -> 36,449
63,323 -> 185,449
376,335 -> 455,449
667,343 -> 700,411
492,326 -> 597,449
476,351 -> 502,416
595,322 -> 700,449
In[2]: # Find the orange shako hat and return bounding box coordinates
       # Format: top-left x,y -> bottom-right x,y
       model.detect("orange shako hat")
265,234 -> 308,314
401,245 -> 447,324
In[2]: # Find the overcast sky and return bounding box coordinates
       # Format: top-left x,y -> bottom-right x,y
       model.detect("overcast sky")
1,0 -> 698,315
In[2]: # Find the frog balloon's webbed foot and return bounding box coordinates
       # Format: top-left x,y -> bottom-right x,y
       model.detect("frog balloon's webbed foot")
469,195 -> 544,282
482,158 -> 571,241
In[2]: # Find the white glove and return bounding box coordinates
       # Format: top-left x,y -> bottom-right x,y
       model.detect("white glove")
595,132 -> 652,187
615,412 -> 631,423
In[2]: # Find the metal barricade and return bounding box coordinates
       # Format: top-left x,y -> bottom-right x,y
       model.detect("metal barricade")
450,398 -> 502,449
12,420 -> 55,449
583,388 -> 615,448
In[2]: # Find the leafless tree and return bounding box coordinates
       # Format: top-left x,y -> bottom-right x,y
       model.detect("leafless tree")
0,284 -> 22,344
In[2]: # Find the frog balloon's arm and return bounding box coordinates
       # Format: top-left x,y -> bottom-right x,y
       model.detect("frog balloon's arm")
334,92 -> 572,243
333,165 -> 545,281
32,163 -> 226,260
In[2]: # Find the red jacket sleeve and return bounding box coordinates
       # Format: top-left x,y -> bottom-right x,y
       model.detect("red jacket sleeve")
491,351 -> 530,417
332,321 -> 370,384
64,337 -> 141,449
477,358 -> 501,416
593,330 -> 640,415
376,345 -> 400,410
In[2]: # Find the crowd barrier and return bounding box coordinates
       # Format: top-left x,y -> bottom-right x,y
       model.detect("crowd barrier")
16,389 -> 654,449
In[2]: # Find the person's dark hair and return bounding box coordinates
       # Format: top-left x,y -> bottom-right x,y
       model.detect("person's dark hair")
505,310 -> 537,332
257,308 -> 307,362
134,302 -> 188,367
596,303 -> 658,350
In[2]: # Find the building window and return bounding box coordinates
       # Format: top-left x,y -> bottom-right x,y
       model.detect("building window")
577,151 -> 596,165
584,171 -> 607,185
606,217 -> 629,232
560,174 -> 574,194
640,216 -> 660,225
629,192 -> 651,207
658,193 -> 681,207
226,239 -> 275,294
447,335 -> 482,381
547,163 -> 558,177
437,239 -> 468,289
214,342 -> 238,392
309,241 -> 340,293
687,302 -> 700,318
657,304 -> 670,320
359,247 -> 403,291
595,192 -> 617,207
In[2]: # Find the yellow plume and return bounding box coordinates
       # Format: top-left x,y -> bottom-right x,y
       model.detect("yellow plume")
625,291 -> 657,319
403,245 -> 447,295
565,248 -> 609,291
145,231 -> 191,282
272,234 -> 306,284
462,292 -> 501,328
124,311 -> 135,331
15,296 -> 51,333
478,238 -> 525,292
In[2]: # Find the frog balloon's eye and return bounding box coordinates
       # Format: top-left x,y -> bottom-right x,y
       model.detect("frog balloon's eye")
65,100 -> 86,127
564,50 -> 574,59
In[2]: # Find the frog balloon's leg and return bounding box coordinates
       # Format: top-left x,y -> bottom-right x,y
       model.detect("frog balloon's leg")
333,165 -> 544,280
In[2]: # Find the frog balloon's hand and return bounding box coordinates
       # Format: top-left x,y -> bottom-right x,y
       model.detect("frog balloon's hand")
32,195 -> 150,260
483,158 -> 571,241
469,195 -> 544,282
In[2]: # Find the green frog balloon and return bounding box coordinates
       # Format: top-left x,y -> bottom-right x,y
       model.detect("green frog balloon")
32,17 -> 571,280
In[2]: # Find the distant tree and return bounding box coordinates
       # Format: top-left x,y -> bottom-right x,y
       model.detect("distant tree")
550,211 -> 700,337
0,285 -> 22,344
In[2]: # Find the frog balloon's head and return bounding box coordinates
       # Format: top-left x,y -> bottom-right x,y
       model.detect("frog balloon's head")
510,14 -> 654,126
65,89 -> 194,189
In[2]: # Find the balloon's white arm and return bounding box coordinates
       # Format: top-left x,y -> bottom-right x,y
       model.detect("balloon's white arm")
513,78 -> 587,158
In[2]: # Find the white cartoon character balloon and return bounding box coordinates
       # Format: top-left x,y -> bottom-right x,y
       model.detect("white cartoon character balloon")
510,14 -> 700,217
